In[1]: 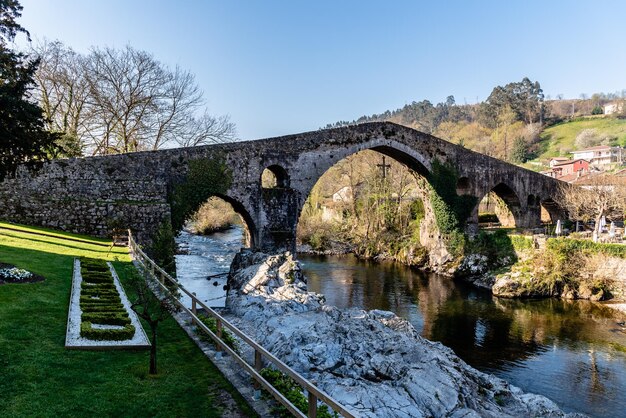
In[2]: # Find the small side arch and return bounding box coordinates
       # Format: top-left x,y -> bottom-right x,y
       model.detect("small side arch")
261,165 -> 289,188
456,176 -> 471,195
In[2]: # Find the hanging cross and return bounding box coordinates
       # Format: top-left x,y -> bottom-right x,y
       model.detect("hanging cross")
377,156 -> 391,178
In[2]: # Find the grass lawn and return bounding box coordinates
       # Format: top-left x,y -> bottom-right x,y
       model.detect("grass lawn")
534,116 -> 626,159
0,221 -> 256,417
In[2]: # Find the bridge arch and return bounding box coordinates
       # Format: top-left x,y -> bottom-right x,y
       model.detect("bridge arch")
476,182 -> 523,228
185,192 -> 257,248
292,143 -> 450,265
213,194 -> 257,247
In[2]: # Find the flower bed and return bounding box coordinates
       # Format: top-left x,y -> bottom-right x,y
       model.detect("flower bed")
79,258 -> 135,341
0,262 -> 45,285
65,258 -> 150,349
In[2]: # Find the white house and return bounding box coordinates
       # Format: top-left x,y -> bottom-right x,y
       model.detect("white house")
332,186 -> 353,202
571,145 -> 624,167
604,102 -> 624,115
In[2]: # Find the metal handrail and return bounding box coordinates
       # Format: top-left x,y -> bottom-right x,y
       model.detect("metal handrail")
128,231 -> 356,418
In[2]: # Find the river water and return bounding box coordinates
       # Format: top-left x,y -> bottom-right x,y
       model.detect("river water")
176,227 -> 626,417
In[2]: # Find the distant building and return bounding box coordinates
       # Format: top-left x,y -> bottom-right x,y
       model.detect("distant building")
548,157 -> 570,168
571,145 -> 624,167
332,186 -> 353,202
551,159 -> 589,178
604,102 -> 624,115
541,158 -> 589,181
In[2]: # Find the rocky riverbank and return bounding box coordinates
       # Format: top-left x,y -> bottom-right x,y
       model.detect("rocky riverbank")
225,250 -> 584,418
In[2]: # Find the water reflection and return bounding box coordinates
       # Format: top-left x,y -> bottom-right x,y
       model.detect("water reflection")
300,254 -> 626,417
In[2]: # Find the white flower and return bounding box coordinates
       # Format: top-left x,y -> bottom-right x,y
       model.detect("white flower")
0,267 -> 33,281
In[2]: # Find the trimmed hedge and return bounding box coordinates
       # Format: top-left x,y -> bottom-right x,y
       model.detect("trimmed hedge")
82,311 -> 131,326
80,304 -> 128,314
80,322 -> 135,341
80,295 -> 122,305
81,274 -> 114,284
81,283 -> 116,291
81,288 -> 119,297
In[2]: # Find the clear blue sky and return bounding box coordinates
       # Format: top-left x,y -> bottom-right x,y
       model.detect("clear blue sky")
15,0 -> 626,140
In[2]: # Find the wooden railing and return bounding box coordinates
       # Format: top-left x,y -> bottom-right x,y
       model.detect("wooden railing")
128,231 -> 356,418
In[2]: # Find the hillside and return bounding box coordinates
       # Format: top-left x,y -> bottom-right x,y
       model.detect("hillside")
533,117 -> 626,160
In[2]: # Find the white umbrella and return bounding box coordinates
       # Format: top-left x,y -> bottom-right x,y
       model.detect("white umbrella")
600,216 -> 607,232
555,219 -> 562,236
609,222 -> 616,238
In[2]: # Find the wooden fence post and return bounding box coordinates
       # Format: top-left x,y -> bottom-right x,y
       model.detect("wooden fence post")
308,392 -> 318,418
191,292 -> 197,325
216,318 -> 223,352
254,349 -> 262,389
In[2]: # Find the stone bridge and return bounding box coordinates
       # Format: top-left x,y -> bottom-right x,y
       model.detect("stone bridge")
0,122 -> 565,263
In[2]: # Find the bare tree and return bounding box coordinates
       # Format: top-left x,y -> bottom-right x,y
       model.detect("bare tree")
31,41 -> 236,155
31,40 -> 88,156
558,176 -> 626,241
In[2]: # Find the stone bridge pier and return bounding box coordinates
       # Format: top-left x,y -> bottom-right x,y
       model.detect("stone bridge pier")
0,123 -> 567,264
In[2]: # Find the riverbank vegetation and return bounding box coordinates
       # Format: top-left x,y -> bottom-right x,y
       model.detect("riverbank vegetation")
493,237 -> 626,301
189,197 -> 241,235
0,222 -> 255,416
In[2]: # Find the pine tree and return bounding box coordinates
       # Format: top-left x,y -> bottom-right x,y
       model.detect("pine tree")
0,0 -> 58,180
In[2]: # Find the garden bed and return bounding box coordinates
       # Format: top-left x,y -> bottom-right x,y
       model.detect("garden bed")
0,262 -> 45,285
65,258 -> 150,349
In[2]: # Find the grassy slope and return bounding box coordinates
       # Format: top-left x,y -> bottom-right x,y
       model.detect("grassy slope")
534,117 -> 626,159
0,222 -> 255,417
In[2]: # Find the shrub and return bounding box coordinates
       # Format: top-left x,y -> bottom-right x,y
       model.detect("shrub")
260,368 -> 338,418
547,237 -> 626,259
189,197 -> 240,234
466,230 -> 517,268
196,314 -> 238,352
80,322 -> 135,341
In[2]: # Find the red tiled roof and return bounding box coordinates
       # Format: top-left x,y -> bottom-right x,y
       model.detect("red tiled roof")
553,158 -> 589,167
558,173 -> 582,183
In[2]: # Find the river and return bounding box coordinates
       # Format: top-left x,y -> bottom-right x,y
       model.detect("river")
176,227 -> 626,418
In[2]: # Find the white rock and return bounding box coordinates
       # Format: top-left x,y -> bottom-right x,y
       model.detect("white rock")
226,250 -> 585,418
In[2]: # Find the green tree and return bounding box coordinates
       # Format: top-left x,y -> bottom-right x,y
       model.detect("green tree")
481,77 -> 544,127
510,137 -> 528,163
0,0 -> 58,180
128,267 -> 176,375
